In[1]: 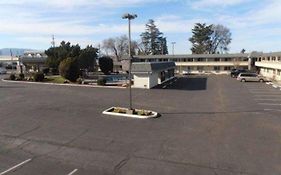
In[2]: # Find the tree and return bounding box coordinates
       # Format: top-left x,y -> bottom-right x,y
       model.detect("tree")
189,23 -> 232,54
189,23 -> 213,54
98,56 -> 113,75
77,45 -> 98,71
140,19 -> 168,55
59,57 -> 79,82
45,41 -> 81,70
210,24 -> 232,54
241,48 -> 246,53
102,35 -> 138,61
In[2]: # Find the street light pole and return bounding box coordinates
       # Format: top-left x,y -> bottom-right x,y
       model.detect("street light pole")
122,13 -> 137,111
171,42 -> 176,55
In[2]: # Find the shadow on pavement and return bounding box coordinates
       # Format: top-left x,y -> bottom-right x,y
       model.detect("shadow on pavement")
153,76 -> 207,91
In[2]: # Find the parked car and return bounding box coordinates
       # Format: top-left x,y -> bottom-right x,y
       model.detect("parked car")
237,73 -> 267,82
230,69 -> 248,78
0,67 -> 7,74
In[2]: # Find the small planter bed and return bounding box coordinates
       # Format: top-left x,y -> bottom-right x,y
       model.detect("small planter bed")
102,107 -> 158,119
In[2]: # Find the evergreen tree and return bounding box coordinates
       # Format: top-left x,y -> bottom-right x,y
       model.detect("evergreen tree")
189,23 -> 213,54
140,19 -> 168,55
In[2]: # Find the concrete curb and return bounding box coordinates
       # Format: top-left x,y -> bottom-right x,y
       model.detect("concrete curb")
102,107 -> 158,119
1,79 -> 126,89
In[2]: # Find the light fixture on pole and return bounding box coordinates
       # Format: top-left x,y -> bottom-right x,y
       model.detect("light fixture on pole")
171,42 -> 176,55
122,13 -> 137,111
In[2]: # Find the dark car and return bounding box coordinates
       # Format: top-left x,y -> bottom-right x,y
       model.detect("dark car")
230,69 -> 248,78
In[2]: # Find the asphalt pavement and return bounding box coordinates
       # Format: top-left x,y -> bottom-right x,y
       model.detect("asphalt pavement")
0,74 -> 281,175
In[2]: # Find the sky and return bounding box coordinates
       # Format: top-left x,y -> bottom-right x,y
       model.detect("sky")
0,0 -> 281,54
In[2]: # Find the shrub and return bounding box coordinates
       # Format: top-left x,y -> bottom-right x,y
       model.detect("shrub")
98,56 -> 113,75
19,73 -> 25,80
9,74 -> 16,80
97,77 -> 106,86
59,58 -> 79,82
33,72 -> 45,82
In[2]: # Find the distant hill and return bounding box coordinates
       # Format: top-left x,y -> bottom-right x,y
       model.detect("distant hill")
0,48 -> 37,56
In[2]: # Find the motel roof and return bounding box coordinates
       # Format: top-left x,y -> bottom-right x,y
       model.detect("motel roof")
132,61 -> 175,73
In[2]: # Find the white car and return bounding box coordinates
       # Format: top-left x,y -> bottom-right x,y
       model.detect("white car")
237,73 -> 268,82
0,67 -> 7,74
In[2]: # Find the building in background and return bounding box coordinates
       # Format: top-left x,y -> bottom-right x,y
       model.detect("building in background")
255,52 -> 281,81
135,53 -> 249,74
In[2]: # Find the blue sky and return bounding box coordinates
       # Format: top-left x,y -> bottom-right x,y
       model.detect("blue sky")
0,0 -> 281,54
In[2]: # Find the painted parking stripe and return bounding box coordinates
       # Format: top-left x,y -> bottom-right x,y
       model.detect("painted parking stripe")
250,92 -> 281,94
255,99 -> 281,101
264,109 -> 281,112
254,94 -> 281,97
67,169 -> 78,175
260,103 -> 281,105
0,159 -> 32,175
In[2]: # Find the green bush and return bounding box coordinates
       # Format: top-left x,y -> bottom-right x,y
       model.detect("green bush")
10,74 -> 16,80
97,77 -> 106,86
59,58 -> 79,82
33,72 -> 45,82
19,73 -> 25,80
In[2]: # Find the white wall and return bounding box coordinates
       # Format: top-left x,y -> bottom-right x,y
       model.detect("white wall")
133,72 -> 161,89
133,74 -> 150,89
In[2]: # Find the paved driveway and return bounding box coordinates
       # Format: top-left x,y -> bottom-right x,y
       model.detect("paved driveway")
0,75 -> 281,175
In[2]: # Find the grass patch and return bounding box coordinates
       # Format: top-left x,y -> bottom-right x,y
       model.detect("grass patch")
45,76 -> 67,84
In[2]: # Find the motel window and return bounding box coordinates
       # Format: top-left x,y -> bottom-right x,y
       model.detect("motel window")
188,58 -> 193,62
278,57 -> 281,62
267,57 -> 270,61
272,57 -> 276,61
224,66 -> 231,70
277,70 -> 281,75
214,58 -> 220,62
183,58 -> 187,62
214,66 -> 220,71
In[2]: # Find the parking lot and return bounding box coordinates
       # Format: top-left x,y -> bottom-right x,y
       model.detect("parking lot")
0,74 -> 281,175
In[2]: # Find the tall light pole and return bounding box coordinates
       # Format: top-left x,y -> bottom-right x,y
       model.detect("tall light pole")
122,13 -> 137,111
171,42 -> 176,55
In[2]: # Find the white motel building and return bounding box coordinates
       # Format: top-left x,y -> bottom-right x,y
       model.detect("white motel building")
255,52 -> 281,81
1,50 -> 281,88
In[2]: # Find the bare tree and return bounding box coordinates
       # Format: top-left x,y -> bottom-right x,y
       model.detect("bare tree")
102,35 -> 138,61
210,24 -> 232,54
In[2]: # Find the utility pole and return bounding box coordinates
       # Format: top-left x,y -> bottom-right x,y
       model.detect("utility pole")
122,13 -> 137,112
51,34 -> 55,48
171,42 -> 176,55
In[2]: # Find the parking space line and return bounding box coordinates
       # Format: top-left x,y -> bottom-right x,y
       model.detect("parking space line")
264,109 -> 281,112
162,85 -> 167,89
254,94 -> 281,97
0,158 -> 32,175
259,103 -> 281,106
250,92 -> 279,94
67,169 -> 78,175
255,99 -> 281,101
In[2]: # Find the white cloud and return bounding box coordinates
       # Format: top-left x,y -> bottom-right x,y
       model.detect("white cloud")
191,0 -> 246,8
